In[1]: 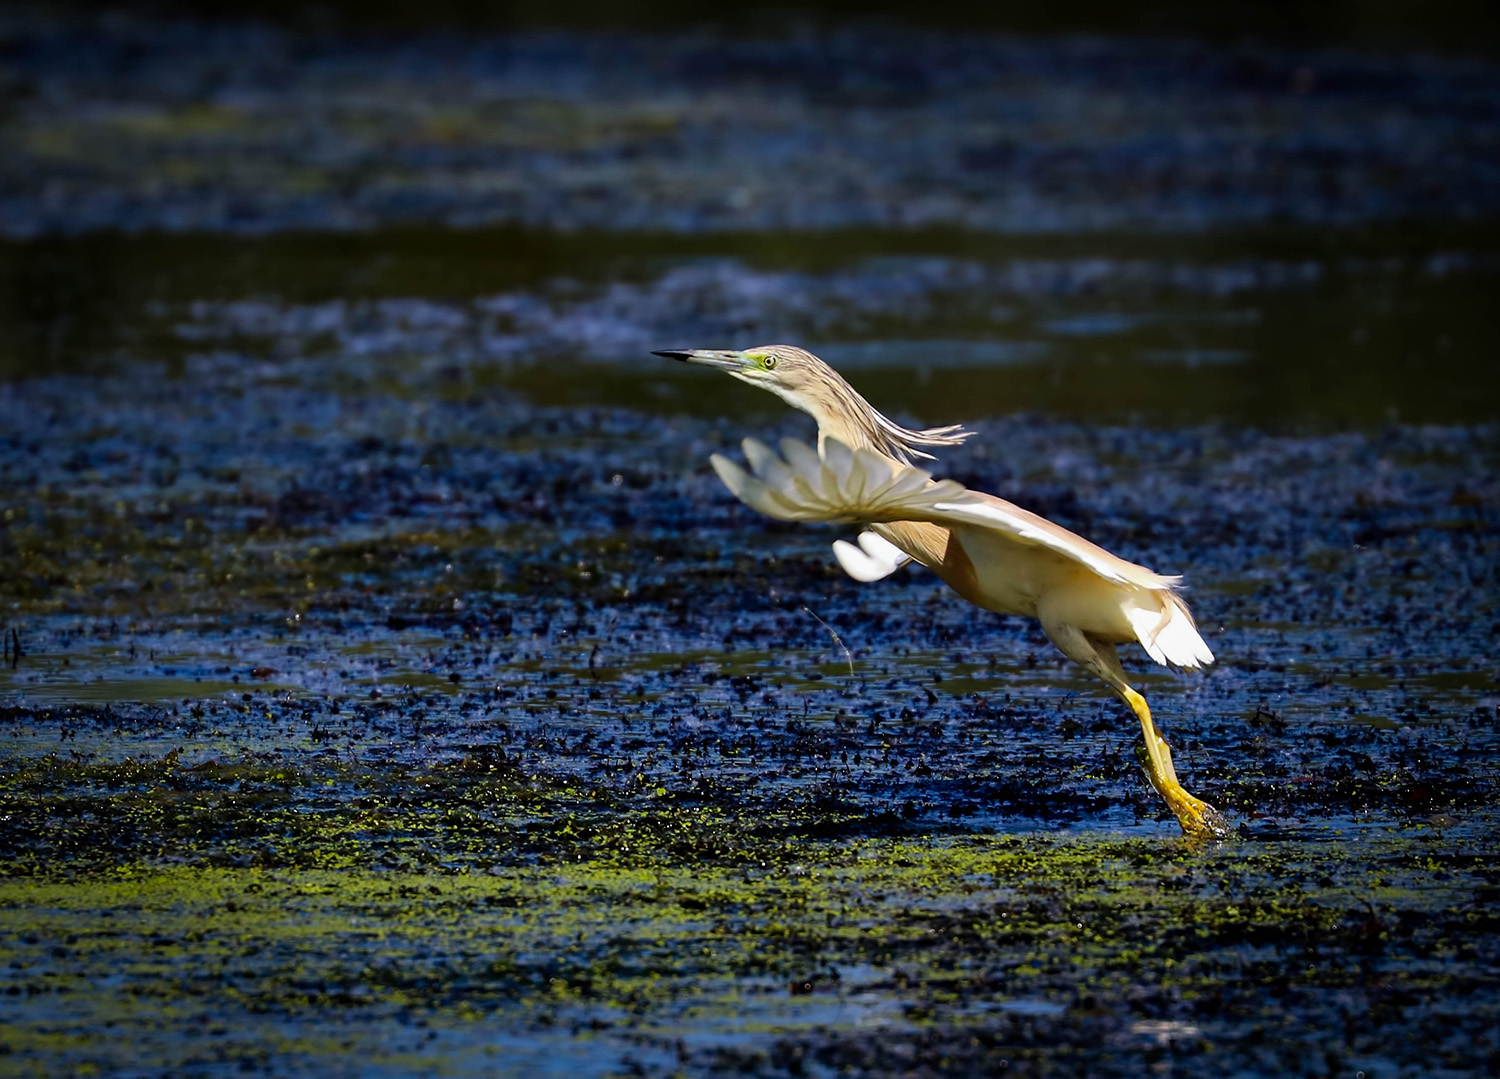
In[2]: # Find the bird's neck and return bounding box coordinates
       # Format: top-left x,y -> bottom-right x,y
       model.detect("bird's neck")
802,392 -> 889,458
766,369 -> 926,465
761,379 -> 885,457
814,415 -> 882,457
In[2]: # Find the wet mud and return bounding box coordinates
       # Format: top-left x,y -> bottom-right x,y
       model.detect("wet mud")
2,11 -> 1500,1079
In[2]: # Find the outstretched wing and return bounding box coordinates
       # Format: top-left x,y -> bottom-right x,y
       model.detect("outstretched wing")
712,436 -> 1212,668
711,436 -> 1178,591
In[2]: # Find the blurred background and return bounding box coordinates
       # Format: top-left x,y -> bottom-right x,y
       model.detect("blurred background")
3,0 -> 1499,428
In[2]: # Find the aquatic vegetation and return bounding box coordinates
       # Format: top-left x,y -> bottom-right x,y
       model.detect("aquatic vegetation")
2,224 -> 1498,1077
2,800 -> 1497,1075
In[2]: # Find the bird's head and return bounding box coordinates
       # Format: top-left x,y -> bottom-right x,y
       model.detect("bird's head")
654,343 -> 974,464
652,344 -> 828,412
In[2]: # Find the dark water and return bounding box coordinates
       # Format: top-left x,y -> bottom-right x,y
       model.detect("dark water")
5,223 -> 1500,427
1,12 -> 1499,1079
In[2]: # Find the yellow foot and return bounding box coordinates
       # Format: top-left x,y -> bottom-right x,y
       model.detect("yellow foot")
1164,789 -> 1235,840
1135,744 -> 1234,840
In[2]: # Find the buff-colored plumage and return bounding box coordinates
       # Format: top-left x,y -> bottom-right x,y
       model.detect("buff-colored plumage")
657,344 -> 1230,839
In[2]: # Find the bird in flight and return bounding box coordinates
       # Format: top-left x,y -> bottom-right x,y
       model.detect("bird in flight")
657,343 -> 1230,839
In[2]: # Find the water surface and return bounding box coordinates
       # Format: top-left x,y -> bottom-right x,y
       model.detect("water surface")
1,15 -> 1498,1079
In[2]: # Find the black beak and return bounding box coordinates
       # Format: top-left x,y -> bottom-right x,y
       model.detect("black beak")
652,348 -> 751,372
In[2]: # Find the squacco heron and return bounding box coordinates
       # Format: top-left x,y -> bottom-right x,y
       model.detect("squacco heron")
656,343 -> 1231,839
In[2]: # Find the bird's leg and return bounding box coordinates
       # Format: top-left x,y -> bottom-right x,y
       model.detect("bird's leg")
1042,624 -> 1231,840
1123,683 -> 1181,786
1116,682 -> 1232,840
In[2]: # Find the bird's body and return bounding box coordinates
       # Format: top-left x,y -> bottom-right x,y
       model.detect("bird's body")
656,343 -> 1230,839
878,499 -> 1160,630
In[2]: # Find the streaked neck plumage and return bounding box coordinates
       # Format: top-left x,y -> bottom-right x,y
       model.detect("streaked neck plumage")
763,366 -> 971,466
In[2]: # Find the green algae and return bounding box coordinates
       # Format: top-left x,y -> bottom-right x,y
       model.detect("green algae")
2,761 -> 1496,1078
0,505 -> 526,619
2,817 -> 1495,1076
1,667 -> 1495,1075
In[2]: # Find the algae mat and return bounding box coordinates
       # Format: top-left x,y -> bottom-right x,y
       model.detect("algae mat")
3,830 -> 1497,1077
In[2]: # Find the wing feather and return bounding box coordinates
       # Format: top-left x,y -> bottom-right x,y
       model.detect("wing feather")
831,529 -> 912,582
716,436 -> 1176,588
780,438 -> 825,495
859,529 -> 910,568
716,436 -> 1212,670
821,436 -> 857,496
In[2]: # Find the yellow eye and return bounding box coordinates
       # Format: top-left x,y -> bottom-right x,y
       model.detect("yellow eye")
763,355 -> 778,370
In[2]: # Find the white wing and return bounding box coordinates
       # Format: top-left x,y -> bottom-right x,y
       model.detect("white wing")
711,437 -> 1177,590
712,437 -> 1212,670
832,530 -> 912,582
1127,595 -> 1215,668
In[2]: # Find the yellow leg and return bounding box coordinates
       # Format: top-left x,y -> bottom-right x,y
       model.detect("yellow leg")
1040,622 -> 1232,840
1038,621 -> 1236,840
1120,686 -> 1231,839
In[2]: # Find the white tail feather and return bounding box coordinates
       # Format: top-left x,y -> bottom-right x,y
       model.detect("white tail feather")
1126,595 -> 1214,669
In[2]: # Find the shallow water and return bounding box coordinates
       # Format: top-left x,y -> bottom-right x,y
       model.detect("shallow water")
5,224 -> 1500,427
2,13 -> 1499,1079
